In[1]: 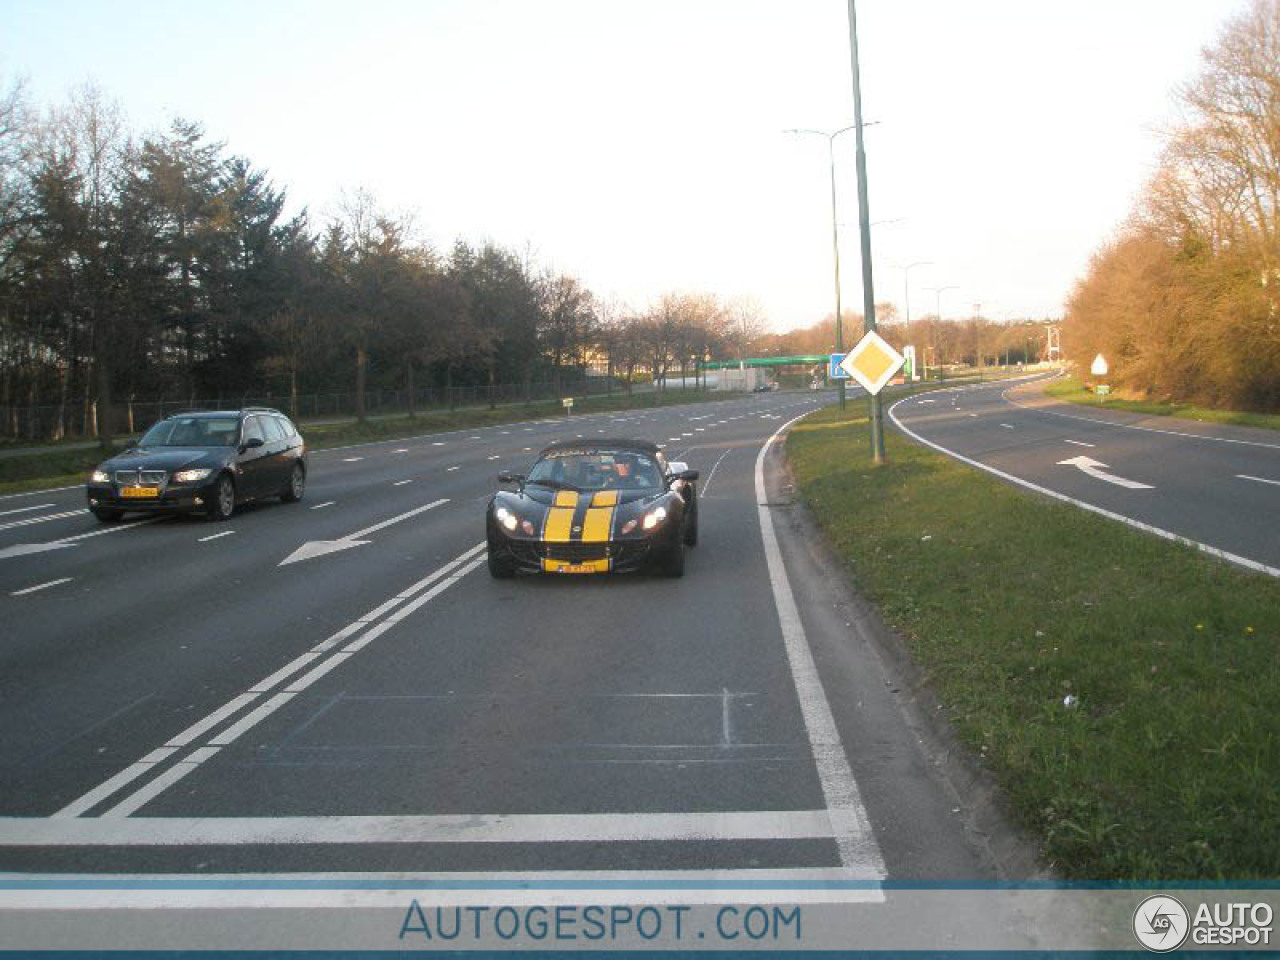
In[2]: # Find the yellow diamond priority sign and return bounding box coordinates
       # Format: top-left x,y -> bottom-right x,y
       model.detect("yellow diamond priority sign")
839,330 -> 905,396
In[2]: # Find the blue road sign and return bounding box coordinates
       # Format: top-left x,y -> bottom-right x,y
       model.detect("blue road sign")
829,353 -> 849,379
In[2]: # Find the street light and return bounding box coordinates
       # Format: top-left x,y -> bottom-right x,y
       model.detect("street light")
924,284 -> 957,378
785,124 -> 856,410
892,260 -> 932,326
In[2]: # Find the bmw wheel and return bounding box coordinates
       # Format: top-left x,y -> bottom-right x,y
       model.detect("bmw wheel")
207,473 -> 236,521
281,463 -> 305,503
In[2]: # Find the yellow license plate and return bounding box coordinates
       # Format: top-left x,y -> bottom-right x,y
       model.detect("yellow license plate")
121,486 -> 159,498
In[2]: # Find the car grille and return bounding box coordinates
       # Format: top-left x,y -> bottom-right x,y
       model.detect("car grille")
540,543 -> 609,563
115,470 -> 167,486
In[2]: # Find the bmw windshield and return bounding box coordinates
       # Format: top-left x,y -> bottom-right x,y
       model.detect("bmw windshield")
137,417 -> 239,447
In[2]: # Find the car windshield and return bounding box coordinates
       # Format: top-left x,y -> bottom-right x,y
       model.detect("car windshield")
527,452 -> 663,491
138,417 -> 239,447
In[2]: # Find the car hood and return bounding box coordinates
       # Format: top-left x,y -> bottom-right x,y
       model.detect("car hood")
503,485 -> 663,509
99,448 -> 230,472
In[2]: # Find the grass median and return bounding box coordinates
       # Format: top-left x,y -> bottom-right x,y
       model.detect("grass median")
786,401 -> 1280,879
1045,375 -> 1280,432
0,388 -> 741,496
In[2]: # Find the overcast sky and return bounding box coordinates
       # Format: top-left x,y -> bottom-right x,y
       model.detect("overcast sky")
1,0 -> 1246,331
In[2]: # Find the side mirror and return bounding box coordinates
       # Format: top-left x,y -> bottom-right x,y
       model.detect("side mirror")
498,471 -> 525,485
678,469 -> 700,482
239,437 -> 265,453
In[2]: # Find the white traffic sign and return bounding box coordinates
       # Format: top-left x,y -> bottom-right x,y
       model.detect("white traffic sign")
1090,354 -> 1109,376
840,330 -> 906,396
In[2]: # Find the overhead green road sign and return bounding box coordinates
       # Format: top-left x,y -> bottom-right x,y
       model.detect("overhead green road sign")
700,355 -> 826,370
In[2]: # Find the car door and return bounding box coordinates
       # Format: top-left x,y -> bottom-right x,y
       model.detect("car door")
258,415 -> 291,492
235,415 -> 271,498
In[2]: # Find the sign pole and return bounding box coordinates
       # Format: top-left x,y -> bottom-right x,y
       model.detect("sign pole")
847,0 -> 883,463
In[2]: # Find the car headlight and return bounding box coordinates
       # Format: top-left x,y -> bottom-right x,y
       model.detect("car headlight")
172,468 -> 213,483
91,469 -> 110,483
622,505 -> 668,535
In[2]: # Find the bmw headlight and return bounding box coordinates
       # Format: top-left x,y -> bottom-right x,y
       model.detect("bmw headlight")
172,468 -> 213,483
91,469 -> 110,483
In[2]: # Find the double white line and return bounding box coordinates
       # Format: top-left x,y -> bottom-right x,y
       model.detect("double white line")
53,541 -> 488,819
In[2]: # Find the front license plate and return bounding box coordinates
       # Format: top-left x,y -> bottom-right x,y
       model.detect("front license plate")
121,486 -> 159,499
558,564 -> 598,574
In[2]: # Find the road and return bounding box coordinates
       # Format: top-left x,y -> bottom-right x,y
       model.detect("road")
0,389 -> 1002,916
890,375 -> 1280,576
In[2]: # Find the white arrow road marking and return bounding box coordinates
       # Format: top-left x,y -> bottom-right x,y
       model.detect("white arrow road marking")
0,508 -> 84,532
11,577 -> 72,596
0,502 -> 54,518
0,516 -> 162,561
1238,474 -> 1280,487
279,499 -> 448,565
1057,456 -> 1154,489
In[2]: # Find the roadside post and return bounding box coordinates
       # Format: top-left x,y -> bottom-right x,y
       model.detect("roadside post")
840,331 -> 905,460
562,397 -> 574,416
1090,354 -> 1110,402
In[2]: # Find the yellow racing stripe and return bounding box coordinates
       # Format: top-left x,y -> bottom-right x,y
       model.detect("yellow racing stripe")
544,490 -> 578,542
581,489 -> 618,543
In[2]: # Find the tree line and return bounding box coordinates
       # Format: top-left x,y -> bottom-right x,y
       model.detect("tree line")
0,81 -> 768,445
1065,0 -> 1280,412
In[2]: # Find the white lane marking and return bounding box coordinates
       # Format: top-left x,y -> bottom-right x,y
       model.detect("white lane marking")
1003,385 -> 1280,451
969,413 -> 978,418
279,499 -> 449,566
669,437 -> 682,441
393,480 -> 412,486
1238,474 -> 1280,487
447,465 -> 459,471
999,423 -> 1015,430
11,577 -> 72,596
393,448 -> 409,454
0,502 -> 54,518
341,457 -> 363,462
523,447 -> 532,451
488,455 -> 500,460
695,427 -> 705,432
1063,439 -> 1095,447
0,508 -> 85,532
889,397 -> 1280,579
100,747 -> 222,818
55,543 -> 487,818
469,436 -> 481,440
1057,455 -> 1154,489
0,484 -> 81,501
309,501 -> 335,510
196,531 -> 234,542
699,448 -> 733,497
8,810 -> 837,846
754,414 -> 885,878
432,442 -> 445,446
56,518 -> 162,542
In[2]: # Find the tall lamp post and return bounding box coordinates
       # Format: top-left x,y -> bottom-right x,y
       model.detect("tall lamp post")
785,124 -> 856,410
924,284 -> 957,378
894,260 -> 932,326
846,0 -> 883,462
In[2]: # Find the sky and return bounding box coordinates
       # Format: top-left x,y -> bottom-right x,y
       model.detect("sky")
0,0 -> 1248,332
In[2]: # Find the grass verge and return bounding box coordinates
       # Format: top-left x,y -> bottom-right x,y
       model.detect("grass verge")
1044,375 -> 1280,431
0,388 -> 740,496
786,402 -> 1280,879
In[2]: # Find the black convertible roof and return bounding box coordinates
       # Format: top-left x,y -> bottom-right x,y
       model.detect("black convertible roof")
538,438 -> 662,458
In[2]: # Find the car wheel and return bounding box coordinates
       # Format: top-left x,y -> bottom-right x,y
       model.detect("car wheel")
683,504 -> 698,546
281,463 -> 305,503
488,548 -> 516,579
91,507 -> 123,523
207,473 -> 236,521
659,540 -> 685,578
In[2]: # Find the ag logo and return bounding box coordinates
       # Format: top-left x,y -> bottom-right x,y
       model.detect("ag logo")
1133,895 -> 1190,952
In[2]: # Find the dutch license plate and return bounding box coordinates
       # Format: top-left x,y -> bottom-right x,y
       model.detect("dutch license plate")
121,486 -> 159,499
558,563 -> 598,574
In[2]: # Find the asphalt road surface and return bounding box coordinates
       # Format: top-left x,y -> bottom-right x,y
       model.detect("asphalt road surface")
890,375 -> 1280,577
0,389 -> 999,901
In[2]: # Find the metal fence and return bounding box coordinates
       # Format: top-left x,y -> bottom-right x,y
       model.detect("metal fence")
2,377 -> 639,443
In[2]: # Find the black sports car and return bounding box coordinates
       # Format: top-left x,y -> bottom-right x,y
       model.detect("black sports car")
486,439 -> 698,578
85,408 -> 307,522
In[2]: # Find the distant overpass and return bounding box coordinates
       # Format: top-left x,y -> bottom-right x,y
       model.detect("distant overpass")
699,356 -> 826,370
